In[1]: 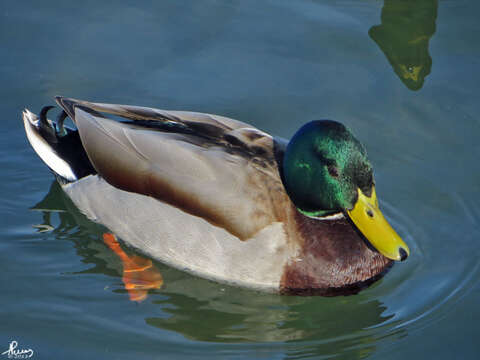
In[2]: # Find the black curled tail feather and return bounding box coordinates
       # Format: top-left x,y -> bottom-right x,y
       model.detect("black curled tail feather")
23,106 -> 96,183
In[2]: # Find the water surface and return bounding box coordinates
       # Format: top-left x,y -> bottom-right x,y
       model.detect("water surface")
1,1 -> 479,359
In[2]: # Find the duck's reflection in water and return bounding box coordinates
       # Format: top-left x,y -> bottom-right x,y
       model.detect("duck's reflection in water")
32,180 -> 405,355
369,0 -> 438,91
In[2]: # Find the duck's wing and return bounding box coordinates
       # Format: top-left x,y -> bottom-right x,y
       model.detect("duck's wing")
55,97 -> 288,240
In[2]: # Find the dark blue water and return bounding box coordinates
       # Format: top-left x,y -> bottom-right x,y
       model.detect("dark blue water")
1,1 -> 479,359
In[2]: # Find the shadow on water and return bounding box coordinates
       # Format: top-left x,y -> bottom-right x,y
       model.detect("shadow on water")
31,181 -> 406,358
369,0 -> 438,91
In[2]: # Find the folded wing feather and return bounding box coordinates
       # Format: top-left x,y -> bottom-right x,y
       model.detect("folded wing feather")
67,100 -> 285,241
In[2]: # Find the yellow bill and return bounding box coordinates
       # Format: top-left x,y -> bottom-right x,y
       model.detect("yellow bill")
347,187 -> 410,261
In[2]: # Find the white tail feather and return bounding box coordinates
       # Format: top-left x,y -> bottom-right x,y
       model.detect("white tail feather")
23,109 -> 77,181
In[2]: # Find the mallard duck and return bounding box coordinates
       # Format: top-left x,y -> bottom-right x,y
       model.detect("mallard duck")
23,97 -> 409,295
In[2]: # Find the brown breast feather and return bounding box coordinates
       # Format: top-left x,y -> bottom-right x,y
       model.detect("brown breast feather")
280,205 -> 392,295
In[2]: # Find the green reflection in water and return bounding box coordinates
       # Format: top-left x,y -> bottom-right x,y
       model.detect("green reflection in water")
369,0 -> 438,91
31,181 -> 406,358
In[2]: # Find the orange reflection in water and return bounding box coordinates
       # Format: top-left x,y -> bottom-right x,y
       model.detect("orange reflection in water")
103,233 -> 163,302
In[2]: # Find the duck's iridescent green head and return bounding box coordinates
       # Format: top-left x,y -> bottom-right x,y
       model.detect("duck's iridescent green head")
283,120 -> 371,214
283,120 -> 410,261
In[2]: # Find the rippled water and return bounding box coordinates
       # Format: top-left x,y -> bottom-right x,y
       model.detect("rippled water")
1,1 -> 479,359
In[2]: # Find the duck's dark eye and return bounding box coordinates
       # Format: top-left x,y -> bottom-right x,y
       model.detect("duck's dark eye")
327,165 -> 339,178
357,168 -> 374,195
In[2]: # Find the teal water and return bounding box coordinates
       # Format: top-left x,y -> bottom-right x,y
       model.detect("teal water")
1,1 -> 479,359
